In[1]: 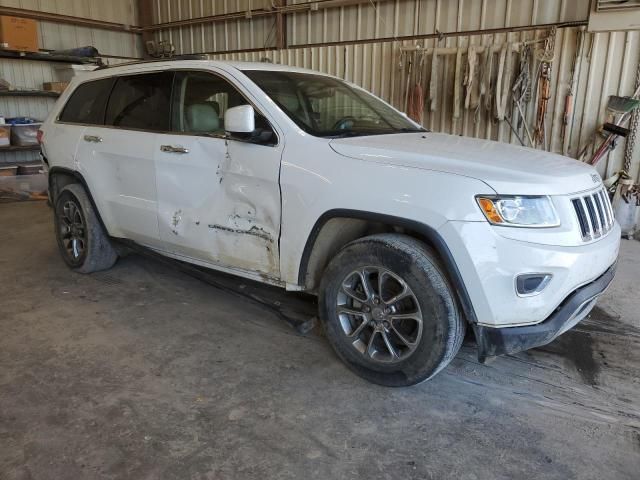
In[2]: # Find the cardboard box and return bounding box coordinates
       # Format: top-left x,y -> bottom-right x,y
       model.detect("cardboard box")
0,125 -> 10,147
0,16 -> 38,52
42,81 -> 69,94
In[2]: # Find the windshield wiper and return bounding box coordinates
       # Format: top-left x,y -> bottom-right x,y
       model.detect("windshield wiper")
322,130 -> 367,138
396,127 -> 428,133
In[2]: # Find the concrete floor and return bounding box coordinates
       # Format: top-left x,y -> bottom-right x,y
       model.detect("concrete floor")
1,201 -> 640,480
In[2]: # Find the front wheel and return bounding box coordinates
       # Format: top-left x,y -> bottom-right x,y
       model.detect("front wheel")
319,234 -> 465,386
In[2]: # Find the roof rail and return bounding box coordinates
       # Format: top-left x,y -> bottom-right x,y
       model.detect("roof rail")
95,54 -> 208,70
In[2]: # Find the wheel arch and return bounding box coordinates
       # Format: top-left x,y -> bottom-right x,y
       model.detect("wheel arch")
298,209 -> 478,324
48,166 -> 109,235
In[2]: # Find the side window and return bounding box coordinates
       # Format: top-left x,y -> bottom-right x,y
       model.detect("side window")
171,71 -> 247,134
105,72 -> 173,131
58,78 -> 114,125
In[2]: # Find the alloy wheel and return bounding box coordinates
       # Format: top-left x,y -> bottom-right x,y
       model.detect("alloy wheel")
59,200 -> 86,261
336,266 -> 423,364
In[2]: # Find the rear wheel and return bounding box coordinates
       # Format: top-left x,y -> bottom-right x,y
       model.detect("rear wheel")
319,233 -> 465,386
54,184 -> 117,273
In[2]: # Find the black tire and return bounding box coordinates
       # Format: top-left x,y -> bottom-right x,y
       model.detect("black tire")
319,233 -> 465,386
53,183 -> 118,273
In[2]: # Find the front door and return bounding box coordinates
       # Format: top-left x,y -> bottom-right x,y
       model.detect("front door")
154,70 -> 283,279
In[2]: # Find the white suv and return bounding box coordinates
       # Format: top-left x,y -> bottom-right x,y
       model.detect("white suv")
40,60 -> 620,386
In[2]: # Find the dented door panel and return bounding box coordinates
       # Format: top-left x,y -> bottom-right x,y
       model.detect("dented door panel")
155,134 -> 282,278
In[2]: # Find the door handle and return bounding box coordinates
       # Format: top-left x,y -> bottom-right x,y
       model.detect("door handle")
160,145 -> 189,154
83,135 -> 102,143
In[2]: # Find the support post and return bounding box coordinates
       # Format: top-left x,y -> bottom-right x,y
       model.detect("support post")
275,0 -> 287,50
137,0 -> 155,57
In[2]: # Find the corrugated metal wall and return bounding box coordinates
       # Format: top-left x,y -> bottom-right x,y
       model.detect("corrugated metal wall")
0,0 -> 141,163
151,0 -> 640,181
153,0 -> 592,52
210,28 -> 640,181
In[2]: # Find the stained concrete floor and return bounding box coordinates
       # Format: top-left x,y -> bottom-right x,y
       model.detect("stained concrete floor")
1,201 -> 640,480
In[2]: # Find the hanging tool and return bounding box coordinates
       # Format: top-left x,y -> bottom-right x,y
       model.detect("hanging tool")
533,27 -> 556,149
533,61 -> 551,147
620,59 -> 640,173
585,89 -> 640,166
453,48 -> 463,119
495,43 -> 515,122
502,43 -> 514,121
474,46 -> 490,123
482,45 -> 494,117
429,48 -> 439,112
562,29 -> 584,155
464,46 -> 478,109
397,50 -> 405,109
407,47 -> 425,123
404,50 -> 415,113
494,44 -> 507,121
511,44 -> 534,146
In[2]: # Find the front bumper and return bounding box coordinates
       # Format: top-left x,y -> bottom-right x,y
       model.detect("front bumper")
473,263 -> 616,360
439,220 -> 620,326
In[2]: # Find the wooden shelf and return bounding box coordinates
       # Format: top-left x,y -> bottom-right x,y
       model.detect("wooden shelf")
0,90 -> 60,98
0,145 -> 40,152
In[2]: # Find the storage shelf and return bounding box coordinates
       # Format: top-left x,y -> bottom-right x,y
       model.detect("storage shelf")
0,49 -> 98,64
0,90 -> 60,98
0,145 -> 40,152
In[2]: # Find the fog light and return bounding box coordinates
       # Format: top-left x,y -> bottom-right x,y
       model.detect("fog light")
516,274 -> 552,296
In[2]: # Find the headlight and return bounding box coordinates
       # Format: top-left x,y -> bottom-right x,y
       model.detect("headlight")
476,195 -> 560,227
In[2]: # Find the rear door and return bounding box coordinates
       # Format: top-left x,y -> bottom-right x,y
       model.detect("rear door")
154,69 -> 283,279
46,77 -> 114,177
75,71 -> 173,247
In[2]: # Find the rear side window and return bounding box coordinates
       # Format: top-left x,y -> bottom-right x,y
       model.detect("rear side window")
58,78 -> 114,125
105,72 -> 173,132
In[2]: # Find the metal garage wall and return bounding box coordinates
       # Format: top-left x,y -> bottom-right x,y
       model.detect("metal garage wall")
0,0 -> 142,163
285,0 -> 590,45
152,0 -> 591,52
151,1 -> 639,181
189,39 -> 640,182
0,0 -> 139,56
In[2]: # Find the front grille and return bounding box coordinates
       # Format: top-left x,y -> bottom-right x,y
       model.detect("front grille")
571,187 -> 615,241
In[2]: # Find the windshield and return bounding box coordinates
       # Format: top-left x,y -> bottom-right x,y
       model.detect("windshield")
243,70 -> 425,138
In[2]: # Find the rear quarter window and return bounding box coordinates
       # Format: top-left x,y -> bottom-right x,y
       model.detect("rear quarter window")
58,77 -> 114,125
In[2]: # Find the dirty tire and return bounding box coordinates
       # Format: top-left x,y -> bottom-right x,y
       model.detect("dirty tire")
54,183 -> 118,273
319,234 -> 465,387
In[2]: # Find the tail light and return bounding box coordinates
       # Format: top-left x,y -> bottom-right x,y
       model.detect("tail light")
36,129 -> 44,144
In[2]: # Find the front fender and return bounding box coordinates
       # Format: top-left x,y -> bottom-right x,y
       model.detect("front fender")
279,138 -> 494,320
297,209 -> 479,325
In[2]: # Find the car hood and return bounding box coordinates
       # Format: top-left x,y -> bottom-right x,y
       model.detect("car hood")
329,132 -> 600,195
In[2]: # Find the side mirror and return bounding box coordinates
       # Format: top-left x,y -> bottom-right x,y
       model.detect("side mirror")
225,104 -> 255,134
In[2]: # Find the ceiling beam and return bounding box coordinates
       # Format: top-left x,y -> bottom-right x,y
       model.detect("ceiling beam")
0,6 -> 141,34
185,20 -> 588,57
141,0 -> 395,32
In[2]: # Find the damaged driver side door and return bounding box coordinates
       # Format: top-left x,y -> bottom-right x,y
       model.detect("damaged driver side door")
154,69 -> 282,280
